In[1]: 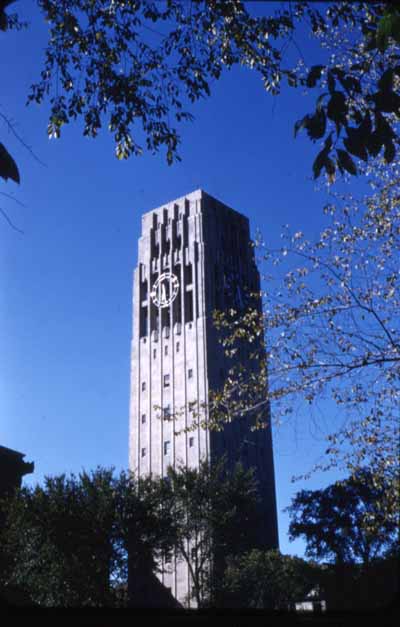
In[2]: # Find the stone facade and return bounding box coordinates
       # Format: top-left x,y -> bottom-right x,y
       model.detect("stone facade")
129,190 -> 278,606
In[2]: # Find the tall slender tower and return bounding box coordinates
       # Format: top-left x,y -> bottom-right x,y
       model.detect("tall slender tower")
129,190 -> 278,606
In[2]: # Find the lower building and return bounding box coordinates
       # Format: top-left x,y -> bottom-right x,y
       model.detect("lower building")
0,445 -> 34,498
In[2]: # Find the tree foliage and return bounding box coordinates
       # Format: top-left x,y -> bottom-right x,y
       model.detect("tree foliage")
27,1 -> 399,177
294,4 -> 400,182
162,458 -> 261,608
220,549 -> 317,609
0,467 -> 175,606
213,173 -> 399,500
0,1 -> 23,32
0,462 -> 263,607
1,469 -> 116,605
286,469 -> 399,567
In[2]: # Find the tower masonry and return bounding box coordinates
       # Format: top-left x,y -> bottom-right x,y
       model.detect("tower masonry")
129,189 -> 278,605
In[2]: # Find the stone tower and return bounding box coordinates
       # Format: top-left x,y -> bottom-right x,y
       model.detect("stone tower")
129,189 -> 278,605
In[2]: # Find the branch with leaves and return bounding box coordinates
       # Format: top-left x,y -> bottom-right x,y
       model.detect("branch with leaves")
213,175 -> 399,490
27,1 -> 399,177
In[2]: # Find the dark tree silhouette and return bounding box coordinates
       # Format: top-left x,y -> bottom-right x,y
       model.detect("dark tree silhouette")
286,469 -> 399,568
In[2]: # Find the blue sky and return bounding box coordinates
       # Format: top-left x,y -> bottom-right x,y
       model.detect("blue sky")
1,2 -> 363,557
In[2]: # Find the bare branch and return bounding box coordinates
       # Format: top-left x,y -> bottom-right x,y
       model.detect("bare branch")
0,191 -> 26,208
0,111 -> 47,168
0,206 -> 23,234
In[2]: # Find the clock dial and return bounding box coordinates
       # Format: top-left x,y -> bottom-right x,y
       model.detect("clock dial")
150,272 -> 179,308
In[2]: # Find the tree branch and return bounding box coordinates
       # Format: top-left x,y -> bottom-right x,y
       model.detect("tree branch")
0,111 -> 47,168
0,206 -> 23,233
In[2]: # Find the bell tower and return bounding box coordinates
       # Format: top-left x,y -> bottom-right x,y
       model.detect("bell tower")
129,189 -> 278,605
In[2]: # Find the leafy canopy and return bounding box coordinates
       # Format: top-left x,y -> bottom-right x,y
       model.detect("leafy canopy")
220,549 -> 318,609
0,467 -> 175,606
286,469 -> 399,567
213,173 -> 399,496
162,457 -> 262,608
26,1 -> 399,179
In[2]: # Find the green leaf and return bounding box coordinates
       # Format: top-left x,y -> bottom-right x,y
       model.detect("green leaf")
315,93 -> 328,112
306,65 -> 325,88
323,132 -> 333,152
337,149 -> 358,176
378,68 -> 394,92
327,91 -> 347,125
334,68 -> 361,94
295,110 -> 327,141
343,128 -> 368,161
313,148 -> 328,179
366,131 -> 383,157
0,11 -> 7,31
392,14 -> 400,44
377,9 -> 400,47
373,89 -> 400,115
327,71 -> 335,93
365,33 -> 377,52
325,156 -> 336,183
359,111 -> 372,137
0,142 -> 20,183
384,140 -> 395,164
294,115 -> 309,138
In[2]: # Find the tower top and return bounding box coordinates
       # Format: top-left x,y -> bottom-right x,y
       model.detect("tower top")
140,189 -> 249,226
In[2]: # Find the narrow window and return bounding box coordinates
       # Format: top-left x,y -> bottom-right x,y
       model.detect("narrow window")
140,306 -> 148,338
164,344 -> 168,356
185,291 -> 194,322
189,437 -> 194,448
153,348 -> 157,359
184,263 -> 193,286
164,440 -> 170,455
141,381 -> 146,392
164,374 -> 170,387
163,405 -> 171,420
141,447 -> 146,457
141,414 -> 146,424
176,342 -> 180,353
189,401 -> 196,412
188,368 -> 193,379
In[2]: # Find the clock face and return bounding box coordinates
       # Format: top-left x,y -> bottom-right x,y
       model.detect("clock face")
150,272 -> 180,308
